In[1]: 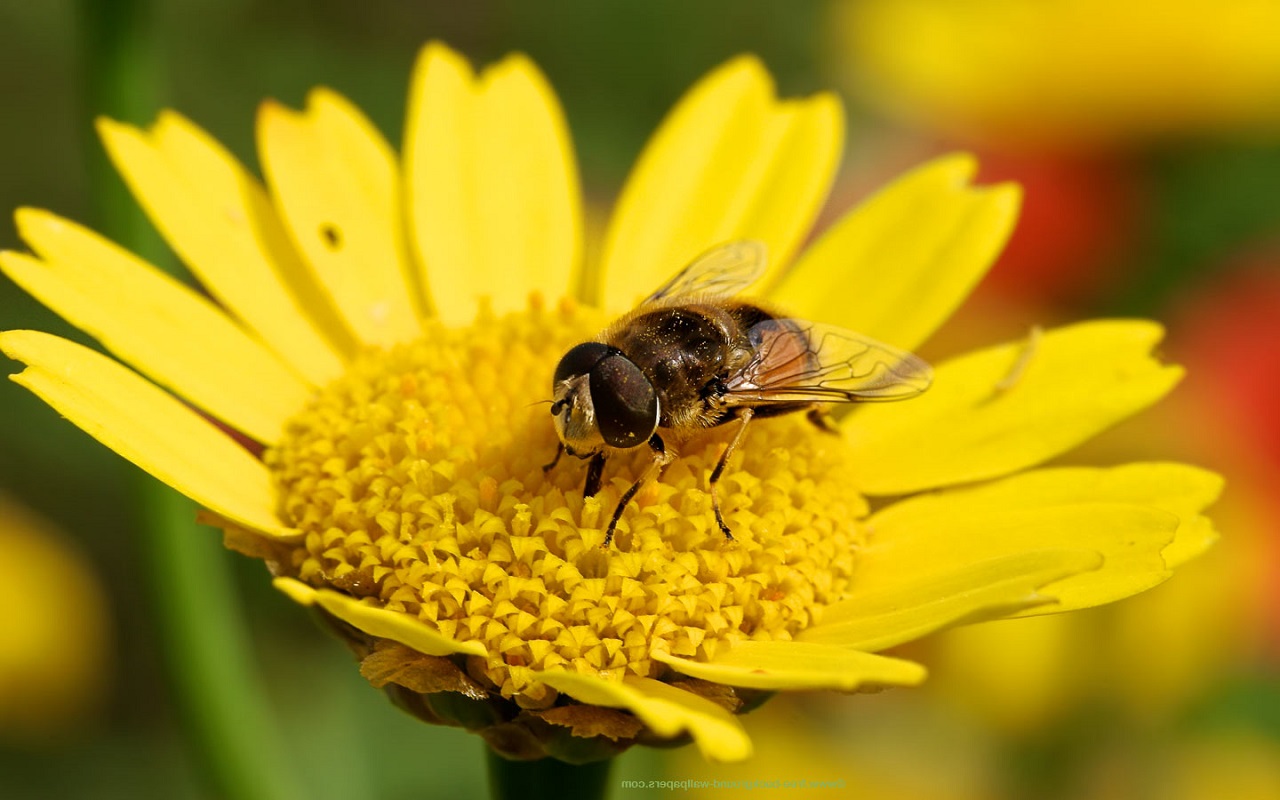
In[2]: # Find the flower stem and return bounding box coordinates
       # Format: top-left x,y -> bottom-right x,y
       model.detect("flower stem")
485,748 -> 614,800
77,0 -> 164,242
78,2 -> 304,799
140,490 -> 304,800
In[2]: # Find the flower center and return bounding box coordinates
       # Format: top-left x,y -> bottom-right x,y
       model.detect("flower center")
265,300 -> 866,698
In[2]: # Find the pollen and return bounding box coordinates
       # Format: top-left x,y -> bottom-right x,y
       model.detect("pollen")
264,300 -> 865,700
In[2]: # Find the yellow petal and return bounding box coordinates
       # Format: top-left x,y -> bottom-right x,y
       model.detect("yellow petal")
97,113 -> 353,384
1139,466 -> 1223,569
800,549 -> 1101,651
844,320 -> 1183,494
861,465 -> 1197,614
0,331 -> 296,539
404,43 -> 582,325
654,641 -> 926,691
5,210 -> 310,444
258,90 -> 423,345
272,577 -> 485,657
771,153 -> 1021,351
598,55 -> 843,311
949,463 -> 1222,575
1164,515 -> 1218,570
532,670 -> 752,762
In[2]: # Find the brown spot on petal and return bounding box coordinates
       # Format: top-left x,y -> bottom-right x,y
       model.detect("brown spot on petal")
670,677 -> 745,713
209,512 -> 293,569
360,642 -> 488,700
481,721 -> 546,761
535,705 -> 646,742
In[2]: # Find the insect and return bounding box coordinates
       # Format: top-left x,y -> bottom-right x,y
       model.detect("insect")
546,240 -> 933,547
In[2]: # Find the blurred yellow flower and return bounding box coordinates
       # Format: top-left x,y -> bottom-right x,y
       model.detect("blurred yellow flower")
839,0 -> 1280,148
0,42 -> 1220,762
0,494 -> 111,740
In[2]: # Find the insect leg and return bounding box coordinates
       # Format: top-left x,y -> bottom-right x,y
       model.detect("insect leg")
603,434 -> 671,548
805,406 -> 839,434
583,452 -> 607,498
710,408 -> 754,540
542,442 -> 565,472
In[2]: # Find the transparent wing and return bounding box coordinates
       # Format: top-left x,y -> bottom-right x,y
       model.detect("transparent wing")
643,240 -> 768,305
724,319 -> 933,404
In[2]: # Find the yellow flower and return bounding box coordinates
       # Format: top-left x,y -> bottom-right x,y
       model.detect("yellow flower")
0,42 -> 1219,762
0,494 -> 111,738
838,0 -> 1280,148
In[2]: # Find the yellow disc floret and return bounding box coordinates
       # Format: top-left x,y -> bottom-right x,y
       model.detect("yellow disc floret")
265,300 -> 864,700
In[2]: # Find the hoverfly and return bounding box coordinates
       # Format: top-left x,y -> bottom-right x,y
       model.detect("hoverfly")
546,240 -> 932,547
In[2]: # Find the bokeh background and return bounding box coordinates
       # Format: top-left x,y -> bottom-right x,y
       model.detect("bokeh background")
2,1 -> 1278,798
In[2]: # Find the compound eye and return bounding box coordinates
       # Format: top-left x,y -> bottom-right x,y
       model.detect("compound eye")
554,342 -> 613,385
589,354 -> 658,449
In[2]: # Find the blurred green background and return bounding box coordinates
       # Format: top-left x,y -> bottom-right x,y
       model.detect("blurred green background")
1,1 -> 1278,798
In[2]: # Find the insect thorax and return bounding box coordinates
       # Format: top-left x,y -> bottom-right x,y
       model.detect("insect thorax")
605,302 -> 770,430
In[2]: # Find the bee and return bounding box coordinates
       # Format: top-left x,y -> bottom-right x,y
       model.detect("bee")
546,240 -> 933,547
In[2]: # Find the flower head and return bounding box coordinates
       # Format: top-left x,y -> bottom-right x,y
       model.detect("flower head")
839,0 -> 1280,149
0,42 -> 1220,762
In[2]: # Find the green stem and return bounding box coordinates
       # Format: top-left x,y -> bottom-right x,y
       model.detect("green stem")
139,490 -> 303,800
78,2 -> 303,799
486,749 -> 614,800
78,0 -> 162,239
